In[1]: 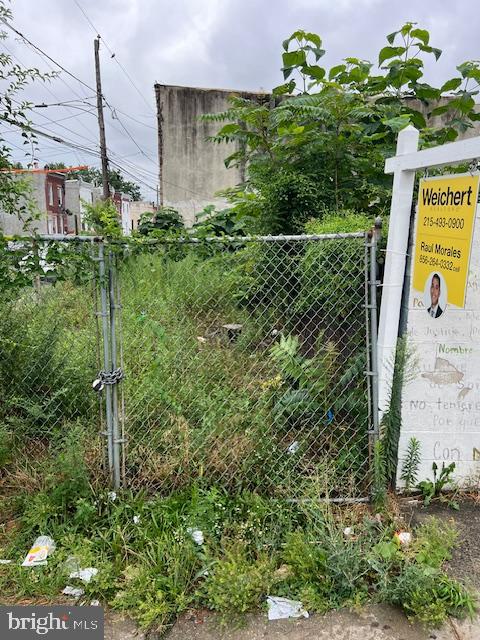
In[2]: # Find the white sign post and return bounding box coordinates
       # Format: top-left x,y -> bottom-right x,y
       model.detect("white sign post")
379,128 -> 480,484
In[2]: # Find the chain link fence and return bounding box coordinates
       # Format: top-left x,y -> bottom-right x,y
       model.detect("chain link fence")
115,233 -> 376,498
0,238 -> 106,490
0,232 -> 378,500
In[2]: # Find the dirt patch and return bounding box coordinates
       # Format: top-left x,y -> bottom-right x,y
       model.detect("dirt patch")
399,497 -> 480,591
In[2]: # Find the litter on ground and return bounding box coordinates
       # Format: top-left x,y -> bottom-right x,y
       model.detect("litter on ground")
266,596 -> 309,621
22,536 -> 56,567
62,586 -> 85,598
69,567 -> 98,583
187,527 -> 204,545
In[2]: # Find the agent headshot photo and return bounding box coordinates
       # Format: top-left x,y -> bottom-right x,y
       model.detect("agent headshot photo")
427,273 -> 443,318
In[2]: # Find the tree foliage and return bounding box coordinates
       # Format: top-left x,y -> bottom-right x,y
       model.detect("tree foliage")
137,206 -> 184,235
204,23 -> 480,234
82,198 -> 122,237
0,0 -> 54,229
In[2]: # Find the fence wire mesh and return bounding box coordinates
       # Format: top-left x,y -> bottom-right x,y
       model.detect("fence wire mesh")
115,234 -> 373,498
0,233 -> 375,499
0,239 -> 105,488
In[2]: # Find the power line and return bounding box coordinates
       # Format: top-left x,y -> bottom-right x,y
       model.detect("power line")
10,97 -> 99,146
1,19 -> 96,94
33,98 -> 97,107
4,116 -> 214,200
0,42 -> 100,143
1,25 -> 159,175
1,22 -> 160,176
1,21 -> 211,201
72,0 -> 156,116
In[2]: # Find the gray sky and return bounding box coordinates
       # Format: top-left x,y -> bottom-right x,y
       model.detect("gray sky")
1,0 -> 479,200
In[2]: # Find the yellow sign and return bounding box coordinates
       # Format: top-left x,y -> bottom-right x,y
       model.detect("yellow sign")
413,174 -> 479,309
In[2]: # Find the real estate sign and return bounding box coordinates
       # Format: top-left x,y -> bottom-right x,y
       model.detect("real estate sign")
397,172 -> 480,486
412,174 -> 479,309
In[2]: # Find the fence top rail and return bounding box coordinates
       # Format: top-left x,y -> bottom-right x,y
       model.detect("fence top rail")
11,231 -> 367,244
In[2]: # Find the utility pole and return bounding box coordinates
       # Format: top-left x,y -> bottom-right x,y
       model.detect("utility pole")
94,36 -> 110,200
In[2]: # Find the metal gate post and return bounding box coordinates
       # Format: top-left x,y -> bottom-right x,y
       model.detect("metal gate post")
369,218 -> 382,442
108,251 -> 121,490
98,242 -> 114,477
364,233 -> 373,462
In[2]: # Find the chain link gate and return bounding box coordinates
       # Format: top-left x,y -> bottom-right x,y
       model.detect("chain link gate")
100,228 -> 380,500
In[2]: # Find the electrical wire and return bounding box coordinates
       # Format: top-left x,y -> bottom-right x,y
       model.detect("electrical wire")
1,19 -> 96,94
1,20 -> 216,201
72,0 -> 156,116
0,42 -> 100,143
2,26 -> 159,176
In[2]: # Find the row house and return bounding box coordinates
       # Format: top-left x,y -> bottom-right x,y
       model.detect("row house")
0,171 -> 68,236
112,190 -> 132,236
65,178 -> 96,234
0,171 -> 148,238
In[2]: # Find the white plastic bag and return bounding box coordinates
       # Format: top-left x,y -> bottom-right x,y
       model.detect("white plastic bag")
62,586 -> 85,598
187,527 -> 204,545
69,567 -> 98,583
22,536 -> 56,567
266,596 -> 309,621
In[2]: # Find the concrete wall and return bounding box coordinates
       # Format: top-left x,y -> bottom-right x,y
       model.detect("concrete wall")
130,200 -> 156,231
155,84 -> 269,226
155,87 -> 480,228
405,97 -> 480,138
65,178 -> 96,233
0,173 -> 48,236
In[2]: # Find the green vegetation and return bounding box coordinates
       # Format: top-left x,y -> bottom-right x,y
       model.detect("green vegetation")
83,198 -> 123,237
400,437 -> 422,492
137,206 -> 184,236
203,24 -> 480,235
0,470 -> 474,632
0,0 -> 54,230
418,462 -> 459,509
0,234 -> 475,631
1,17 -> 477,635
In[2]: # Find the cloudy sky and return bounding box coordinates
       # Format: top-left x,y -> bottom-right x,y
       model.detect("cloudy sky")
1,0 -> 478,200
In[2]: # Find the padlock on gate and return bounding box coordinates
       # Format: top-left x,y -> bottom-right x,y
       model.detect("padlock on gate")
92,377 -> 104,393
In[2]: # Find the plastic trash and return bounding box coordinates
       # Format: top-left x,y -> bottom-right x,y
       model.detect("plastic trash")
395,531 -> 412,547
64,556 -> 81,572
187,527 -> 204,545
69,567 -> 98,583
108,491 -> 117,502
90,600 -> 100,607
267,596 -> 309,621
0,559 -> 12,564
196,336 -> 207,344
62,586 -> 85,598
287,441 -> 300,455
22,536 -> 56,567
343,526 -> 354,538
133,515 -> 140,524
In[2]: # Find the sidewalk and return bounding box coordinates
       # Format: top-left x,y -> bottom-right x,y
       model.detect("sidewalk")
106,606 -> 478,640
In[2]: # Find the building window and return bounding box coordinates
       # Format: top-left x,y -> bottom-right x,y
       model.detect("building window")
48,184 -> 53,206
57,186 -> 63,206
